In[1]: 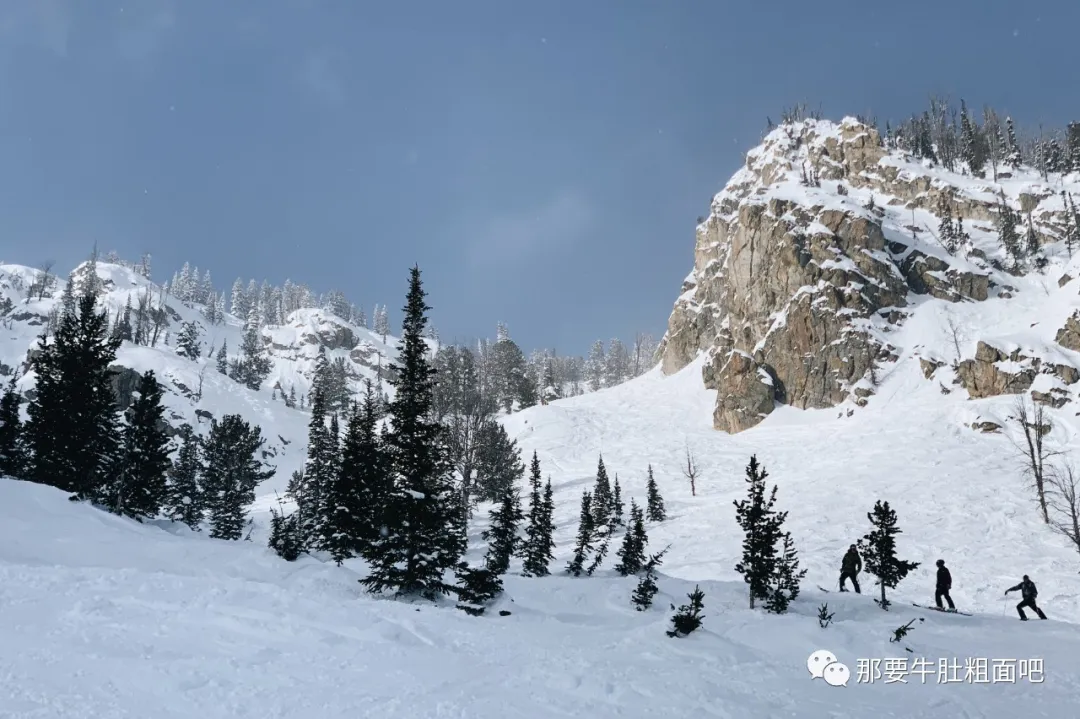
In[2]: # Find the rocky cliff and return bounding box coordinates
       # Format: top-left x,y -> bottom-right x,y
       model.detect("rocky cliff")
658,118 -> 1080,433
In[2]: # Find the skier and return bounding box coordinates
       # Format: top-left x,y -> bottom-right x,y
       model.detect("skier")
839,544 -> 861,593
1005,575 -> 1047,620
935,559 -> 955,612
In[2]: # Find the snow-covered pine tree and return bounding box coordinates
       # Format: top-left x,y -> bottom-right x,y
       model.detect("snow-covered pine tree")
214,293 -> 225,324
586,340 -> 605,391
230,278 -> 248,319
200,414 -> 275,540
293,384 -> 333,551
482,483 -> 523,577
859,500 -> 920,610
167,424 -> 204,530
215,339 -> 231,377
1025,217 -> 1040,257
937,196 -> 957,253
666,585 -> 705,638
361,266 -> 464,600
645,464 -> 666,521
566,489 -> 596,577
631,546 -> 668,611
763,532 -> 807,614
374,304 -> 390,341
268,494 -> 302,561
176,321 -> 201,360
1005,116 -> 1022,169
733,455 -> 785,609
236,308 -> 271,390
998,197 -> 1022,265
615,500 -> 648,575
521,451 -> 555,577
453,562 -> 503,616
102,371 -> 172,520
25,291 -> 122,500
591,454 -> 612,528
0,376 -> 26,479
611,474 -> 624,526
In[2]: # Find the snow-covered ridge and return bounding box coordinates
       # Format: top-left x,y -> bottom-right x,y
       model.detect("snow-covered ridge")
0,260 -> 400,489
658,115 -> 1080,433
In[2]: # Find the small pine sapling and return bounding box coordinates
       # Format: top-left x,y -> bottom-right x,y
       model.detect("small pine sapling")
817,603 -> 834,629
645,464 -> 666,522
631,546 -> 669,611
453,562 -> 503,616
859,500 -> 920,611
666,585 -> 705,638
889,618 -> 923,644
764,532 -> 807,614
614,500 -> 647,576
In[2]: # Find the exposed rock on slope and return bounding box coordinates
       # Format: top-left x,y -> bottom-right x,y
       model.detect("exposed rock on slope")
659,118 -> 1078,432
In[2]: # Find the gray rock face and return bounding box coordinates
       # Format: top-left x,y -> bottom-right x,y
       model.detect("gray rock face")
658,119 -> 997,433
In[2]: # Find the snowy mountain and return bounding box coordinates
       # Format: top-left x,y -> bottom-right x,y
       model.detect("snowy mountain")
5,112 -> 1080,716
0,259 -> 400,490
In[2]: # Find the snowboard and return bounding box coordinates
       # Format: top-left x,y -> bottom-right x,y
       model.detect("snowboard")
912,603 -> 972,616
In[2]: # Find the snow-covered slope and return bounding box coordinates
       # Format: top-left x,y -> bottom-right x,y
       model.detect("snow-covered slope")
0,260 -> 400,491
4,476 -> 1080,717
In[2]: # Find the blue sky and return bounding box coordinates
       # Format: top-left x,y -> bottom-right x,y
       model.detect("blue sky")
0,0 -> 1076,354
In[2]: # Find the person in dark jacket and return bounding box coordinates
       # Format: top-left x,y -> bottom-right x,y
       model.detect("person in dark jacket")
1005,575 -> 1047,620
839,544 -> 861,593
935,559 -> 955,611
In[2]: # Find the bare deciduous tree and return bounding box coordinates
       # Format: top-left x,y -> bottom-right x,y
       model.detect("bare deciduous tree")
944,318 -> 966,369
682,444 -> 699,497
1048,463 -> 1080,559
1011,395 -> 1060,524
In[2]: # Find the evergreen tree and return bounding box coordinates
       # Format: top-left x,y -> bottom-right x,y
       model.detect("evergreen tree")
566,489 -> 596,576
645,464 -> 666,521
763,532 -> 807,614
937,197 -> 957,253
1025,217 -> 1040,257
631,546 -> 668,611
361,266 -> 464,599
176,321 -> 201,360
167,424 -> 204,530
615,500 -> 648,575
1005,116 -> 1022,169
236,316 -> 271,390
0,376 -> 26,479
115,296 -> 133,342
473,419 -> 525,503
998,198 -> 1023,264
269,499 -> 302,561
330,384 -> 391,563
201,414 -> 275,540
666,585 -> 705,638
591,454 -> 612,527
611,474 -> 625,527
482,483 -> 523,576
102,371 -> 172,519
453,562 -> 503,616
586,340 -> 606,391
733,455 -> 785,609
291,384 -> 333,551
216,339 -> 228,375
858,500 -> 920,610
25,292 -> 122,500
521,452 -> 555,577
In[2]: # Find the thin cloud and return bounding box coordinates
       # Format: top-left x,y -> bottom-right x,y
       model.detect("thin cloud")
299,49 -> 344,104
466,190 -> 594,269
0,0 -> 72,56
0,0 -> 176,61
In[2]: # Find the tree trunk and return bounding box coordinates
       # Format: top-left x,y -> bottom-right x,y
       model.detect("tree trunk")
880,581 -> 886,608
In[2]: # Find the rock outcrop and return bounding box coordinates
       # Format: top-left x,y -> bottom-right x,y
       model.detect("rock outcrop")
658,118 -> 1014,433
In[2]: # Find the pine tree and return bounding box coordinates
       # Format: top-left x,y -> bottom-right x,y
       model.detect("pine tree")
176,321 -> 201,360
521,452 -> 555,577
331,383 -> 390,564
102,371 -> 172,519
201,414 -> 275,540
611,474 -> 624,526
0,376 -> 26,479
236,315 -> 271,390
733,455 -> 785,609
361,266 -> 464,599
615,500 -> 648,575
216,339 -> 228,375
858,500 -> 920,610
667,585 -> 705,638
937,198 -> 957,253
998,198 -> 1023,265
167,424 -> 204,530
453,562 -> 503,616
1005,116 -> 1022,169
763,532 -> 807,614
473,419 -> 524,503
1025,217 -> 1040,257
25,292 -> 122,500
483,483 -> 523,576
631,546 -> 668,611
292,384 -> 333,551
566,489 -> 596,576
645,464 -> 666,522
268,497 -> 302,561
591,454 -> 612,527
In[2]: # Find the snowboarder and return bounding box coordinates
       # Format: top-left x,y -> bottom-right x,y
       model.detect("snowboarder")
935,559 -> 955,612
839,544 -> 861,593
1005,575 -> 1047,620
